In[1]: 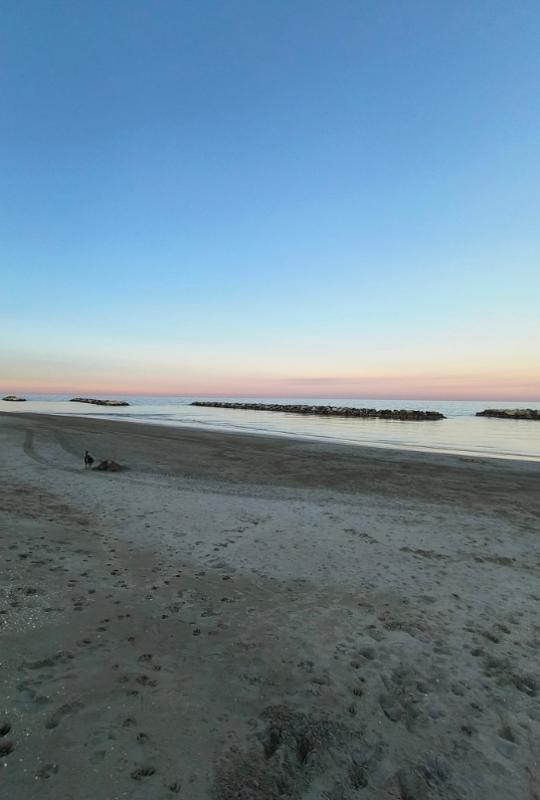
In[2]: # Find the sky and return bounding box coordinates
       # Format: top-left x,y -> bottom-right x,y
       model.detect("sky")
1,1 -> 539,400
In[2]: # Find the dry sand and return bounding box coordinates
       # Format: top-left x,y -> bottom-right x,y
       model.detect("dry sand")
1,412 -> 539,799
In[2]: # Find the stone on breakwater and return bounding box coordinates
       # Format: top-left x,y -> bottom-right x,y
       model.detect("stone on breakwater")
191,401 -> 445,420
476,409 -> 539,420
70,397 -> 130,407
2,395 -> 26,401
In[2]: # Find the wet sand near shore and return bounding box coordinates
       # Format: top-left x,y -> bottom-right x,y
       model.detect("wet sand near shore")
1,412 -> 539,799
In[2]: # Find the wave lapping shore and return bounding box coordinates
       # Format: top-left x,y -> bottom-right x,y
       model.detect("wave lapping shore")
191,401 -> 445,420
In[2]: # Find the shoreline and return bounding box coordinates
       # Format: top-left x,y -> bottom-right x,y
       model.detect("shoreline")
2,409 -> 540,465
1,412 -> 540,799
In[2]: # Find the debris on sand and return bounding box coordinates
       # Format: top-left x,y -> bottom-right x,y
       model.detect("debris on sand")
94,460 -> 123,472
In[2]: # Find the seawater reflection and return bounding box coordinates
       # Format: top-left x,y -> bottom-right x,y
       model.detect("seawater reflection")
2,395 -> 539,461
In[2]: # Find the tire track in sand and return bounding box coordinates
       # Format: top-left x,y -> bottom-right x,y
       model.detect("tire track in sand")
23,429 -> 81,475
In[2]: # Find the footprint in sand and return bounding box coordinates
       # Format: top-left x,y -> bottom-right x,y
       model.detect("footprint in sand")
131,765 -> 156,780
0,740 -> 14,756
35,763 -> 59,779
137,653 -> 153,663
45,701 -> 84,730
135,675 -> 158,687
17,685 -> 49,708
90,750 -> 107,764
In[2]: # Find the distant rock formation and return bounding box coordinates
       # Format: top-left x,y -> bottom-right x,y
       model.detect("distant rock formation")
476,409 -> 539,420
191,401 -> 445,420
2,395 -> 26,402
70,397 -> 130,407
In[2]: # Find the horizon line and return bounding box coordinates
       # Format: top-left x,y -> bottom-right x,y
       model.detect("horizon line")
2,389 -> 539,403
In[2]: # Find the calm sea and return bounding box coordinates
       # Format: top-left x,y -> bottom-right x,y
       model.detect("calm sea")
2,394 -> 540,462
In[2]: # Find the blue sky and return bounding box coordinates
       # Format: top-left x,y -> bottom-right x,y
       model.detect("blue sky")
1,1 -> 539,398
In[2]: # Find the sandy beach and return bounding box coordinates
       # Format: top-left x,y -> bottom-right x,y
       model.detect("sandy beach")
1,411 -> 539,799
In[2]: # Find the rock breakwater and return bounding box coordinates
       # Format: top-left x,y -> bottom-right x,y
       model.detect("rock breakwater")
191,401 -> 445,420
2,395 -> 26,402
70,397 -> 130,407
476,409 -> 539,420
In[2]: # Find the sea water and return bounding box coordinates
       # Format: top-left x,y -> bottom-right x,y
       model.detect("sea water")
2,395 -> 540,461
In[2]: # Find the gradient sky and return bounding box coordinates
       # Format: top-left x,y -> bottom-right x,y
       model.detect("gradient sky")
1,1 -> 539,400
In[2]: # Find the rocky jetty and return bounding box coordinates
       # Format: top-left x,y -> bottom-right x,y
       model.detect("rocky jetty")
476,408 -> 539,420
191,401 -> 445,420
2,395 -> 26,401
70,397 -> 130,407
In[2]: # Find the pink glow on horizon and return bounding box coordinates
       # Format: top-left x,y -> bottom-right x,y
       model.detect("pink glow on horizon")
2,373 -> 539,402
